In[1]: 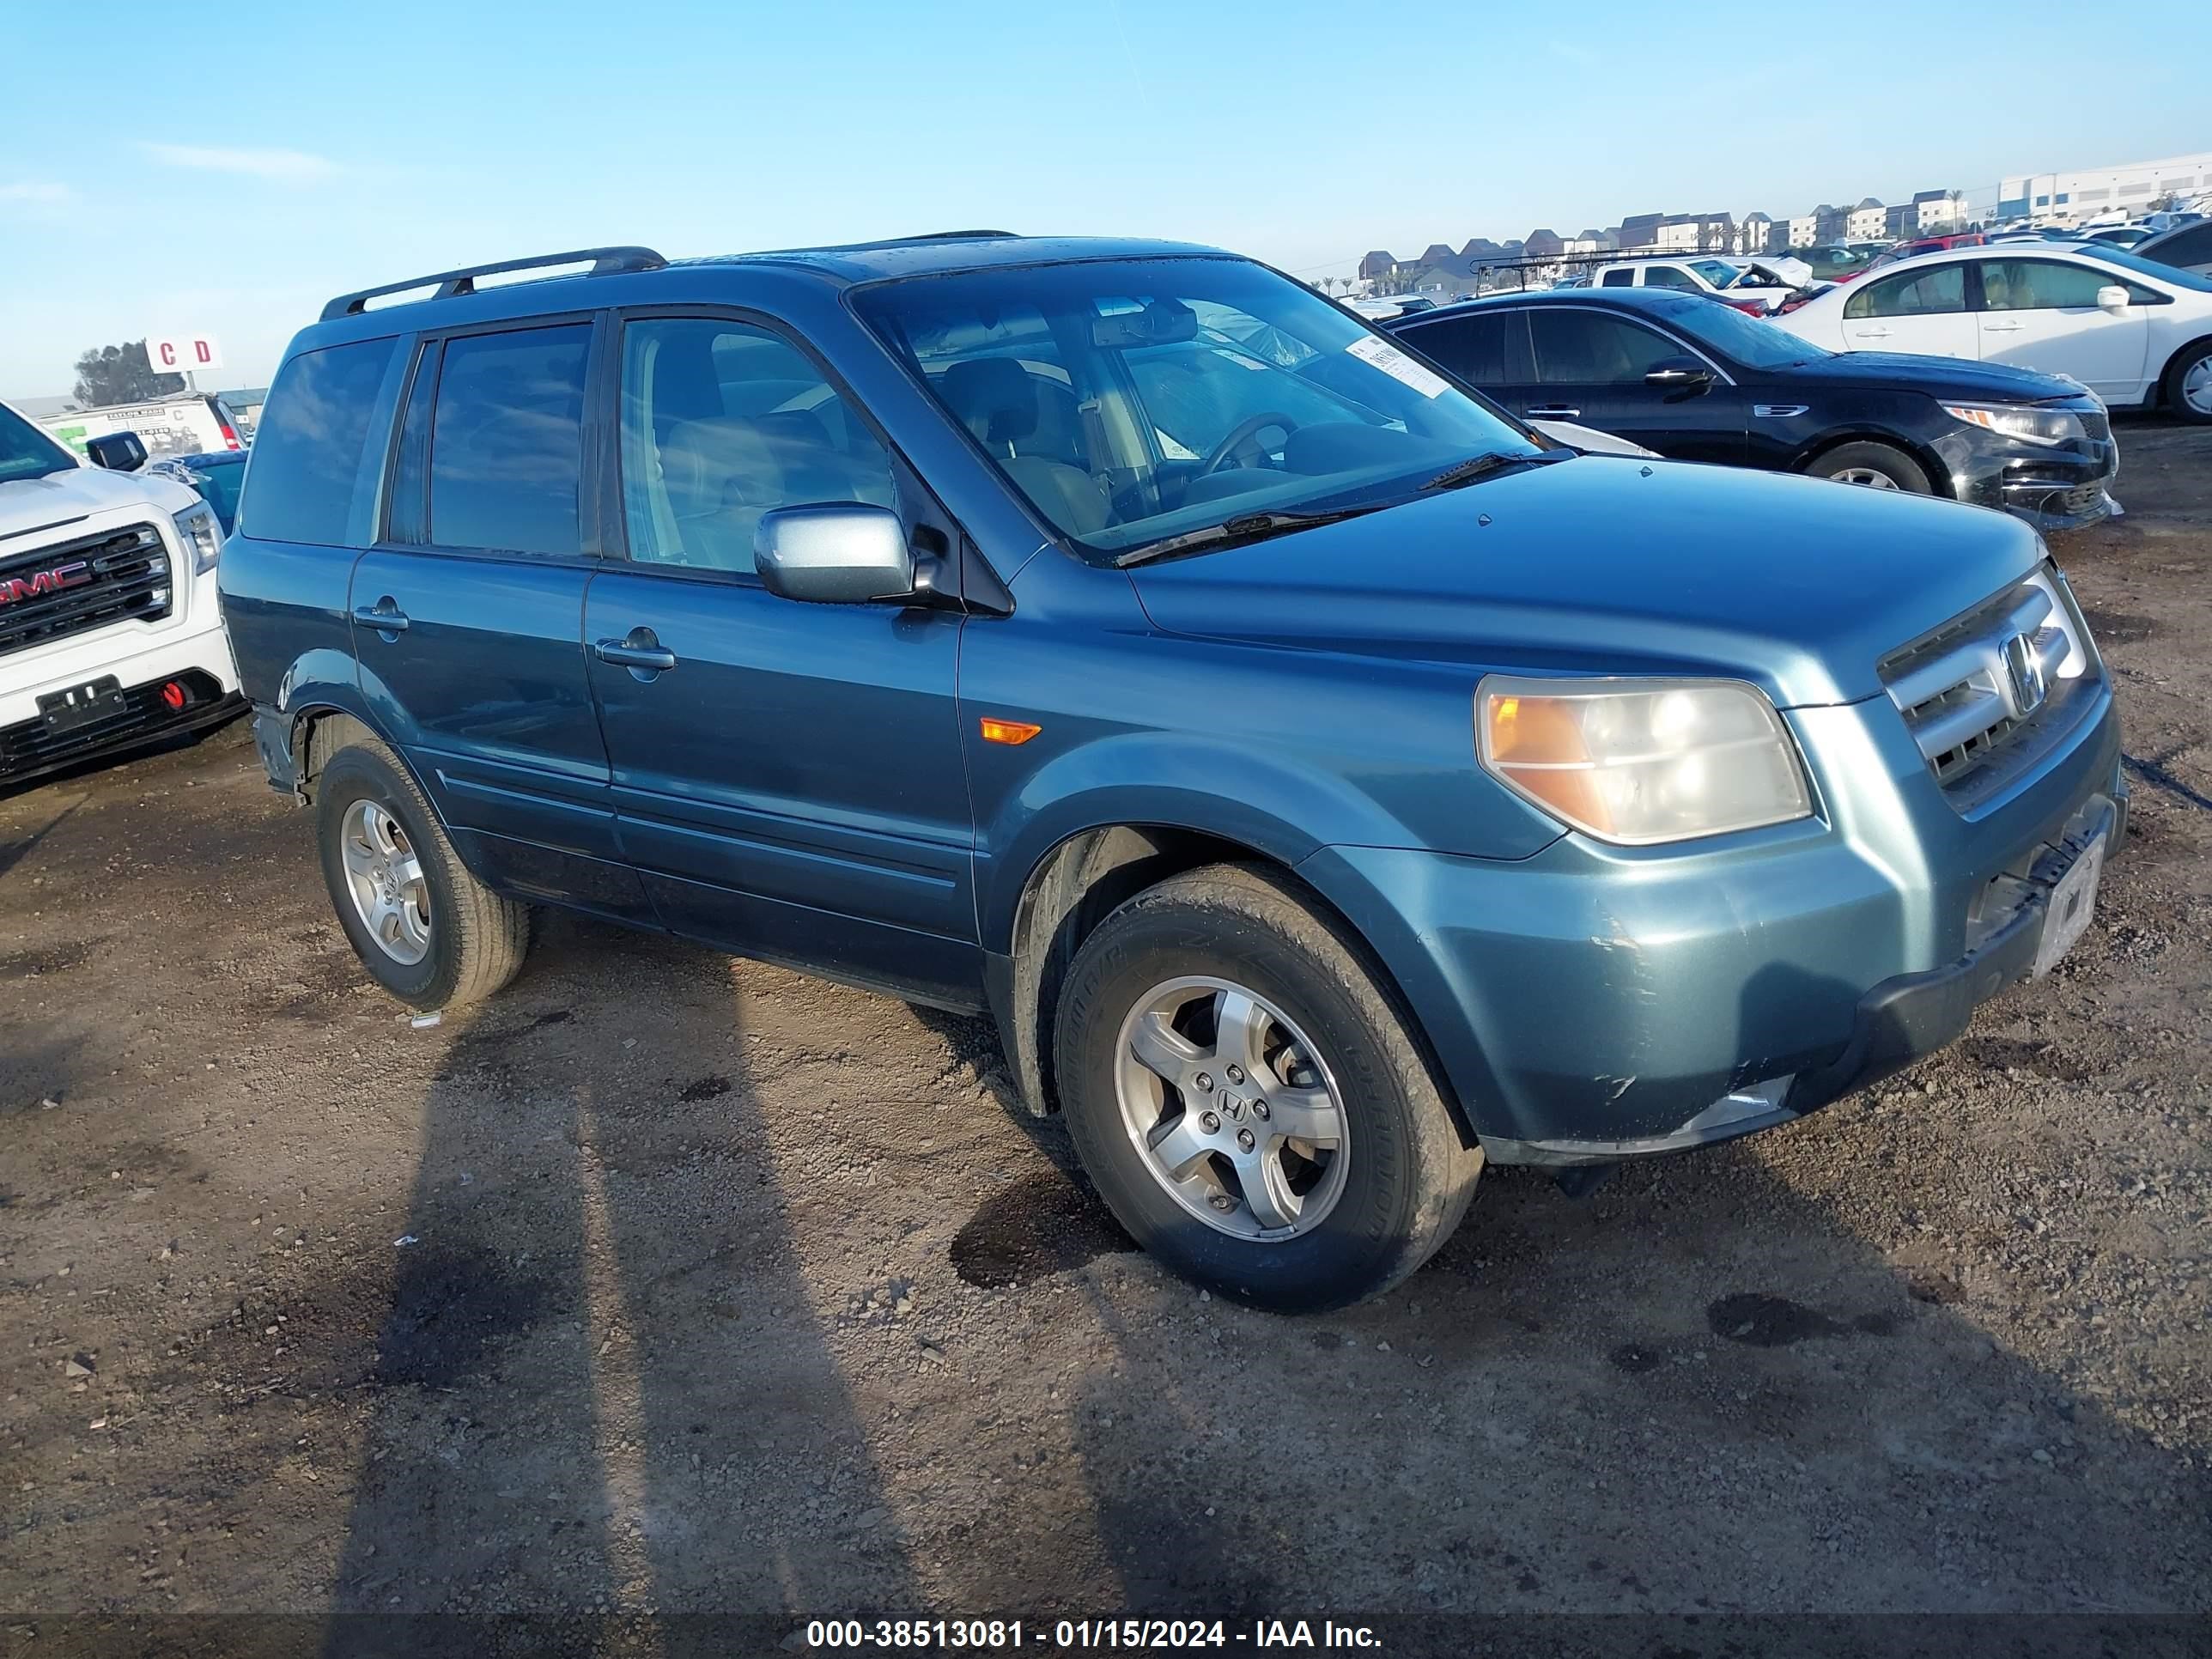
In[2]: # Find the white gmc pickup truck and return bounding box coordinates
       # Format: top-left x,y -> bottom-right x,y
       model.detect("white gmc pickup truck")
1,397 -> 241,789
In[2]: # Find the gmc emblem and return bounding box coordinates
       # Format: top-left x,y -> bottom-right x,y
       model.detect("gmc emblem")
0,560 -> 91,607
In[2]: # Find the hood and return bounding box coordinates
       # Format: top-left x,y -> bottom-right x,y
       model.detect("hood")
1777,349 -> 2087,403
1127,455 -> 2043,708
1742,256 -> 1814,287
0,463 -> 198,545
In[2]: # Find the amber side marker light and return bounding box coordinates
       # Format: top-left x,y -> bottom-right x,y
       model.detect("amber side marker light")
980,717 -> 1042,746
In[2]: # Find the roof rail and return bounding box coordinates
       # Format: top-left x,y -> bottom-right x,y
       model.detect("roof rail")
884,228 -> 1018,245
319,246 -> 667,322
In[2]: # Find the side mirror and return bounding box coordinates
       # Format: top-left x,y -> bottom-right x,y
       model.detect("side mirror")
1645,356 -> 1715,392
755,503 -> 923,605
86,431 -> 148,471
2095,284 -> 2130,313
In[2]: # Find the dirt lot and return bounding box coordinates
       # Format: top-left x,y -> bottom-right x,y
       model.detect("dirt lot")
4,428 -> 2209,1651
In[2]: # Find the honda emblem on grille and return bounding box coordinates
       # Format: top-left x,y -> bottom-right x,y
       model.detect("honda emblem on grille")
0,559 -> 91,608
2003,633 -> 2048,716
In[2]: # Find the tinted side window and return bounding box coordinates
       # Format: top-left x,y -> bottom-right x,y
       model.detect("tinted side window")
2148,225 -> 2212,266
1643,266 -> 1699,291
1844,266 -> 1968,319
1598,269 -> 1634,288
619,319 -> 896,574
428,325 -> 591,556
241,337 -> 404,546
1396,313 -> 1513,384
1979,260 -> 2109,312
1529,311 -> 1680,385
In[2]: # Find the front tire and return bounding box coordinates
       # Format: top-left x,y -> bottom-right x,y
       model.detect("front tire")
2165,340 -> 2212,425
314,738 -> 532,1010
1053,864 -> 1481,1313
1810,441 -> 1932,494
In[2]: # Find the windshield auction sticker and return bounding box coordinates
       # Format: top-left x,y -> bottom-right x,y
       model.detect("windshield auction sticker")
1344,335 -> 1449,398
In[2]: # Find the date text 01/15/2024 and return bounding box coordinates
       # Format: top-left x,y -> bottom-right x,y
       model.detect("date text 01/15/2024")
803,1619 -> 1383,1649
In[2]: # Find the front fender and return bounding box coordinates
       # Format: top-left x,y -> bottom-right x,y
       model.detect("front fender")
974,731 -> 1433,952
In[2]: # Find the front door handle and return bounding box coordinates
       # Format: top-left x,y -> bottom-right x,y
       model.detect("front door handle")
352,599 -> 410,635
1855,326 -> 1893,340
1982,319 -> 2024,332
594,627 -> 678,675
1526,404 -> 1582,418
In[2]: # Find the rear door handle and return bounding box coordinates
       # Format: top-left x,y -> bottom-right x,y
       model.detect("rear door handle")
352,599 -> 410,635
1526,404 -> 1582,418
1855,326 -> 1893,339
594,628 -> 678,674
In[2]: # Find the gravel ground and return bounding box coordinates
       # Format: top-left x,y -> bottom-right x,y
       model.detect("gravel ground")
3,428 -> 2208,1648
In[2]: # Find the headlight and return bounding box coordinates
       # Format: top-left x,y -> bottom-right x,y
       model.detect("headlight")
174,503 -> 222,574
1477,676 -> 1813,845
1942,404 -> 2085,447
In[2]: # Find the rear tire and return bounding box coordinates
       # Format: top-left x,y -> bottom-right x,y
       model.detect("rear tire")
2164,340 -> 2212,425
314,737 -> 532,1010
1809,441 -> 1932,494
1053,863 -> 1481,1313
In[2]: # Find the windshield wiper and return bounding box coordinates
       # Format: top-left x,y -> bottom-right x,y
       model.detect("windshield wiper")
1114,504 -> 1385,568
1421,448 -> 1565,491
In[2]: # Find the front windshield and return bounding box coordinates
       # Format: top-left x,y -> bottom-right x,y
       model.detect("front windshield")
2066,242 -> 2212,294
854,257 -> 1538,557
1665,297 -> 1832,369
0,402 -> 77,485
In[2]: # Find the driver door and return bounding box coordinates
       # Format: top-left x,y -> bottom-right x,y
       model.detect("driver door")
1523,307 -> 1746,465
583,311 -> 979,1004
1975,258 -> 2151,403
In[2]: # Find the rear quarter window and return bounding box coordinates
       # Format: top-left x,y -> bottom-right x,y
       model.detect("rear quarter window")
242,338 -> 406,546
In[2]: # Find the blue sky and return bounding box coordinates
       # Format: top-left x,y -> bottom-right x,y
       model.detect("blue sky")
3,0 -> 2207,398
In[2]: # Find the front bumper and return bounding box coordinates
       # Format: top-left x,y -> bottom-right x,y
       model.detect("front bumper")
0,668 -> 241,787
1938,419 -> 2118,533
1303,684 -> 2124,1166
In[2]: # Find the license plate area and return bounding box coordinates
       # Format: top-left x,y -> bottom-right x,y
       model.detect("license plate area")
2032,831 -> 2105,977
37,676 -> 126,735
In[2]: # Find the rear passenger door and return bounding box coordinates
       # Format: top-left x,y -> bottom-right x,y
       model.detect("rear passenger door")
350,318 -> 649,921
1838,263 -> 1976,359
582,310 -> 977,1005
1393,309 -> 1533,412
1524,307 -> 1746,464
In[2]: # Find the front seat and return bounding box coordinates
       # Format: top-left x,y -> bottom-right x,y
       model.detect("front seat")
939,356 -> 1112,537
658,416 -> 783,570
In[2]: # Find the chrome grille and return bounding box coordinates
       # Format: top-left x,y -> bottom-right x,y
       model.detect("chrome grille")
1879,567 -> 2099,805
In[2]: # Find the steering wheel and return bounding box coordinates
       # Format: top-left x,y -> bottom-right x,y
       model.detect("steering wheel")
1199,410 -> 1299,477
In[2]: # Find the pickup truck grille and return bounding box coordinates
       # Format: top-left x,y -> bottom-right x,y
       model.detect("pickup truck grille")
0,522 -> 173,660
1878,566 -> 2100,811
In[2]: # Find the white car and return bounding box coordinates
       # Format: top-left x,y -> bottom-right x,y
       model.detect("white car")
1,399 -> 241,787
1589,255 -> 1814,313
1774,242 -> 2212,421
1346,295 -> 1438,321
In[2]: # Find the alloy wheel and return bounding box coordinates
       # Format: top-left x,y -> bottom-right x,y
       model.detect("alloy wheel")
2182,354 -> 2212,416
1830,465 -> 1899,489
340,799 -> 432,966
1114,976 -> 1350,1240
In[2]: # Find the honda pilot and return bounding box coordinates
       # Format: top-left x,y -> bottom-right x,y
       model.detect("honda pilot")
219,237 -> 2124,1311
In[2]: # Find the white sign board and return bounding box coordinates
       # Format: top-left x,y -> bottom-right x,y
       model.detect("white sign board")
145,334 -> 224,376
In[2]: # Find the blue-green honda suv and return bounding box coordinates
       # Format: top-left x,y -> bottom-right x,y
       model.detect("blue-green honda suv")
219,234 -> 2124,1310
